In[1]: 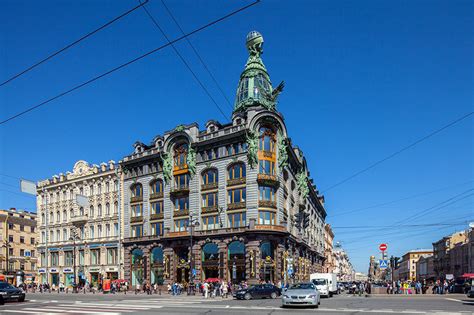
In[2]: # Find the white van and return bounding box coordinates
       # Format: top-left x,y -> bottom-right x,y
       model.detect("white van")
310,273 -> 338,297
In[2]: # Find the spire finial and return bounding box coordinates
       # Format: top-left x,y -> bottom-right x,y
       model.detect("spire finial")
246,31 -> 264,57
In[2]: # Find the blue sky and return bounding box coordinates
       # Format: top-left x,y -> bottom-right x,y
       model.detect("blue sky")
0,0 -> 472,272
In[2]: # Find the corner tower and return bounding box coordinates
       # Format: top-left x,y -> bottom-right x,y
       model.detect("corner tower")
233,31 -> 284,114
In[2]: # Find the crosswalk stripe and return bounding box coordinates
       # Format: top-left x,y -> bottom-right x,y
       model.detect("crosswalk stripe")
57,304 -> 135,312
3,311 -> 60,315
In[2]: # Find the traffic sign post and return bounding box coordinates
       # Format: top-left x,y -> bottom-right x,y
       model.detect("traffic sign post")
379,243 -> 388,259
379,259 -> 389,269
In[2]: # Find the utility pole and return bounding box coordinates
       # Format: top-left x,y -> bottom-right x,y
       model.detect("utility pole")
69,228 -> 79,293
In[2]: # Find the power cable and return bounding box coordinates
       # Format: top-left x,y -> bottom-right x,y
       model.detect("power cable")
328,179 -> 474,218
322,111 -> 474,193
160,0 -> 234,109
138,0 -> 229,120
0,0 -> 260,125
0,1 -> 149,87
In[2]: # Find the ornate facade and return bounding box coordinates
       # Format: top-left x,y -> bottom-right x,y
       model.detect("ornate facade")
36,160 -> 121,287
120,31 -> 327,287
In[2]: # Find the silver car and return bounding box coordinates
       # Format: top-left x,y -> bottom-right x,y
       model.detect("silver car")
281,283 -> 321,308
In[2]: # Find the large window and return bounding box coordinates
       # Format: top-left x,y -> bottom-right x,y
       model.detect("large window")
202,169 -> 218,185
174,143 -> 188,167
259,160 -> 275,175
51,252 -> 59,266
202,192 -> 218,207
150,180 -> 163,195
64,251 -> 73,266
90,226 -> 95,239
151,222 -> 164,236
131,204 -> 143,217
228,188 -> 246,204
151,201 -> 164,214
259,186 -> 276,202
260,241 -> 274,259
107,248 -> 117,265
131,224 -> 143,238
174,174 -> 190,189
174,219 -> 188,232
79,250 -> 84,265
228,212 -> 246,228
202,215 -> 218,230
131,184 -> 143,198
259,210 -> 276,225
228,163 -> 246,180
174,196 -> 189,211
236,77 -> 249,103
258,127 -> 276,152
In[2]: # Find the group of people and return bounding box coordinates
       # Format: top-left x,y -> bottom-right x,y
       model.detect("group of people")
384,279 -> 467,295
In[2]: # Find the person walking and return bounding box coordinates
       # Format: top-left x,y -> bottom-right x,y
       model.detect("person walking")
203,282 -> 209,299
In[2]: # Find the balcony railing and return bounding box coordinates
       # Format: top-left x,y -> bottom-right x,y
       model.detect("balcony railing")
202,206 -> 219,214
174,209 -> 189,217
149,192 -> 164,200
255,224 -> 286,232
227,202 -> 246,210
170,185 -> 189,197
150,213 -> 164,221
257,173 -> 279,187
258,200 -> 277,209
130,196 -> 143,203
201,182 -> 218,191
168,231 -> 189,237
130,215 -> 143,223
71,215 -> 88,226
227,178 -> 246,187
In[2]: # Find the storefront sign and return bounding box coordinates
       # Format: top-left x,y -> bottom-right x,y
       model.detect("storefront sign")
49,268 -> 58,273
89,267 -> 101,272
89,244 -> 101,249
38,269 -> 46,273
63,268 -> 73,273
105,243 -> 118,248
105,267 -> 117,272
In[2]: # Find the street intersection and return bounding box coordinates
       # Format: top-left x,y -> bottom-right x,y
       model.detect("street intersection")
0,292 -> 472,315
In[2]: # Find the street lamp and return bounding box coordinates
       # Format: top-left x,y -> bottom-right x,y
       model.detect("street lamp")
188,215 -> 199,295
69,228 -> 80,293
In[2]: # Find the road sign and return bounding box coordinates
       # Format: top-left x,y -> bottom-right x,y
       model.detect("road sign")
379,260 -> 388,269
379,243 -> 388,251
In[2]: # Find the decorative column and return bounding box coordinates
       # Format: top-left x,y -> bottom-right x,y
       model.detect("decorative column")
246,241 -> 259,284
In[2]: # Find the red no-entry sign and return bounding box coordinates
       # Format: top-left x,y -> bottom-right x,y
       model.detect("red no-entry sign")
379,243 -> 387,251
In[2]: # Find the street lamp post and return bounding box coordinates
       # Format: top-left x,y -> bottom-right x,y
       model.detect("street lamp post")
188,215 -> 199,295
69,229 -> 80,293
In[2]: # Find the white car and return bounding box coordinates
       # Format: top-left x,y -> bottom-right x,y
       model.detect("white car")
281,283 -> 321,308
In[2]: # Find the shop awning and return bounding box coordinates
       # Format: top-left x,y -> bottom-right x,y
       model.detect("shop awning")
461,273 -> 474,279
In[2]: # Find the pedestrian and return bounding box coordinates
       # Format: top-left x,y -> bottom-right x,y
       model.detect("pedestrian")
135,282 -> 140,295
203,282 -> 209,299
222,282 -> 228,298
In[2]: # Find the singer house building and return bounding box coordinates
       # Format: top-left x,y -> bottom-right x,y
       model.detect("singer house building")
121,31 -> 327,287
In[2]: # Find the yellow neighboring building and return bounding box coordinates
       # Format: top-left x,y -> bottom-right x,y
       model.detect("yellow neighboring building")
0,208 -> 38,284
400,249 -> 433,281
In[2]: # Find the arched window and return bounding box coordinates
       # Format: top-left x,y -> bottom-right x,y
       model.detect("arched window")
150,180 -> 164,195
260,241 -> 274,259
113,201 -> 118,214
228,241 -> 245,260
62,210 -> 66,222
228,163 -> 246,180
79,207 -> 84,216
202,243 -> 219,261
41,213 -> 45,223
89,206 -> 94,218
237,77 -> 249,103
202,169 -> 218,185
151,247 -> 164,264
106,203 -> 110,215
69,209 -> 74,219
56,211 -> 60,222
131,248 -> 144,286
174,143 -> 188,167
132,249 -> 144,265
97,204 -> 102,217
50,212 -> 53,223
131,184 -> 143,198
258,126 -> 276,152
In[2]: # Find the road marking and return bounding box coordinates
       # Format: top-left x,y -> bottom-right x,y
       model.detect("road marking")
446,298 -> 474,305
2,311 -> 60,314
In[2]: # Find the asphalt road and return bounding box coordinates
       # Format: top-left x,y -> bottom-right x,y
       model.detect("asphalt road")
0,291 -> 473,314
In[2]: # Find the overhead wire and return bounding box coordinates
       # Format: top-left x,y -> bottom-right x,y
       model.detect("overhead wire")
138,0 -> 229,120
0,0 -> 149,87
322,111 -> 474,193
0,0 -> 260,125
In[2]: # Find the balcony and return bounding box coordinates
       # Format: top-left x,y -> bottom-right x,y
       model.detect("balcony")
150,213 -> 164,221
130,215 -> 143,223
170,185 -> 189,197
149,192 -> 164,200
258,200 -> 277,209
71,215 -> 88,226
227,178 -> 246,187
202,206 -> 219,214
174,209 -> 189,217
255,224 -> 286,232
130,196 -> 143,203
167,231 -> 189,238
227,202 -> 246,211
201,182 -> 218,191
257,174 -> 279,187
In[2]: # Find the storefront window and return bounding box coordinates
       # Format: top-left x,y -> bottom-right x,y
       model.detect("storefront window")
151,247 -> 164,285
90,249 -> 100,265
131,248 -> 144,286
107,248 -> 117,265
50,252 -> 59,266
64,251 -> 73,266
260,241 -> 274,259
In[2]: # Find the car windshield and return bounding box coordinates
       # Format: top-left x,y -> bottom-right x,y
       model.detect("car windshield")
289,283 -> 315,290
0,282 -> 15,289
312,279 -> 326,286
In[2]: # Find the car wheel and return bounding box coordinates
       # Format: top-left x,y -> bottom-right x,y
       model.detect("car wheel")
314,304 -> 319,309
329,292 -> 333,298
270,292 -> 277,299
244,293 -> 252,300
18,296 -> 25,302
0,296 -> 4,305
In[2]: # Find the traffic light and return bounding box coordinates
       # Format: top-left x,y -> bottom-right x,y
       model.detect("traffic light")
303,212 -> 310,229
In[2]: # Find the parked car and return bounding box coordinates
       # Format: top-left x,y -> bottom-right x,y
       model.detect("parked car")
0,282 -> 26,305
234,284 -> 281,300
281,283 -> 320,308
468,289 -> 474,298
